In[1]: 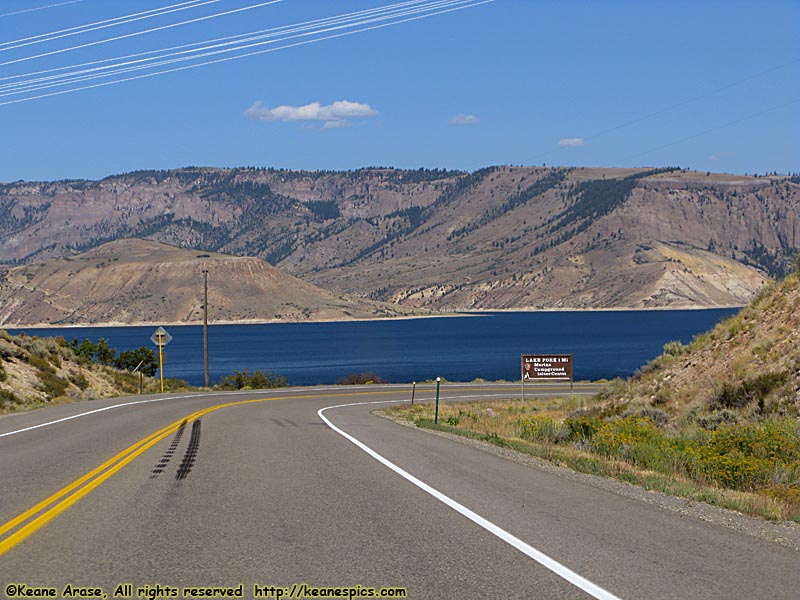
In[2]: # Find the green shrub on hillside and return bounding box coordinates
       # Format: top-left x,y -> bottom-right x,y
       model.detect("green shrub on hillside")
662,340 -> 686,356
0,389 -> 18,410
591,416 -> 662,457
216,369 -> 287,390
710,371 -> 788,411
68,370 -> 90,390
338,372 -> 385,385
29,353 -> 68,399
579,415 -> 800,493
518,415 -> 569,443
564,415 -> 602,440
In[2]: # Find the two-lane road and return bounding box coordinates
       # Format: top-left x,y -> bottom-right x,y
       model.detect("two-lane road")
1,384 -> 798,599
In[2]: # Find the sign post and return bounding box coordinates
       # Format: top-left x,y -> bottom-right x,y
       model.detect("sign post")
434,377 -> 441,424
521,354 -> 573,400
150,326 -> 173,393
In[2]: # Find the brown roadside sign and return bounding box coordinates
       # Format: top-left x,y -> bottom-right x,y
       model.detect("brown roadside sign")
521,354 -> 573,382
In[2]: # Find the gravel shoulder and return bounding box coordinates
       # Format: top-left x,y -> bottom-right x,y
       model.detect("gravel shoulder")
378,411 -> 800,552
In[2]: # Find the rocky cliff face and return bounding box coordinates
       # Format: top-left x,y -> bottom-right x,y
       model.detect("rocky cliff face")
1,166 -> 797,311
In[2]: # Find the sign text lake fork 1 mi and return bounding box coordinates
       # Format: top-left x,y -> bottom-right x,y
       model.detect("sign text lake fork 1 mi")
521,354 -> 573,399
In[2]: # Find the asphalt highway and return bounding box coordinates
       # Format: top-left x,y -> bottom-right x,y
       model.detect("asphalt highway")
1,383 -> 798,599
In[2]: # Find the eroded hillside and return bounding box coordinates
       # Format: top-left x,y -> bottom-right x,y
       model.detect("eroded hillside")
0,238 -> 424,327
2,166 -> 797,310
609,270 -> 800,425
0,331 -> 148,412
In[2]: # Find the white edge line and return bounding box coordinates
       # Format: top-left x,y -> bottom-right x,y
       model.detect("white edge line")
0,386 -> 356,438
0,383 -> 595,439
318,399 -> 622,600
0,394 -> 194,438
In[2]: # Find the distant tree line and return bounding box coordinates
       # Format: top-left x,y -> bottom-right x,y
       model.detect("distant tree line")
531,167 -> 681,254
742,241 -> 797,279
304,200 -> 341,221
448,170 -> 567,240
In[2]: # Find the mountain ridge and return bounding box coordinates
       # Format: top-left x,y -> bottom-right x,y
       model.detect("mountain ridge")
2,165 -> 797,311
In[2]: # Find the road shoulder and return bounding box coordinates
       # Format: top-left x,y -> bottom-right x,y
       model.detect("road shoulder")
378,411 -> 800,551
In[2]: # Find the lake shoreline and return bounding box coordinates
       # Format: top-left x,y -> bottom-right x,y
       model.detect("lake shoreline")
3,309 -> 740,386
2,305 -> 743,330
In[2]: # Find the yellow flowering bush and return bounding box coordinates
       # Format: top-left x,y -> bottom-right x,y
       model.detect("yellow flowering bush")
518,416 -> 569,443
591,416 -> 662,457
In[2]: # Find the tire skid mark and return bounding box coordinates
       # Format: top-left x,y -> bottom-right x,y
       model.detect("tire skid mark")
0,389 -> 424,557
175,419 -> 201,481
150,420 -> 187,478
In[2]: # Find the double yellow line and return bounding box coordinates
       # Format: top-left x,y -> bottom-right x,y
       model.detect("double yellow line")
0,396 -> 276,557
0,385 -> 498,558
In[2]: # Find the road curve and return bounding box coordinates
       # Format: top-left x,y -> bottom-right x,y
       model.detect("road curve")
1,383 -> 798,599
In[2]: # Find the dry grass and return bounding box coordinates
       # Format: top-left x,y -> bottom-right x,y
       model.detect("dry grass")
384,396 -> 800,523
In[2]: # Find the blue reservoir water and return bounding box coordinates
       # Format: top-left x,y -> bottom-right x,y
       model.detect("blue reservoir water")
8,309 -> 738,386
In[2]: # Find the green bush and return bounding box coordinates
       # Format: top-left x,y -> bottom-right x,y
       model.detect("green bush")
22,336 -> 71,363
592,417 -> 662,457
114,347 -> 158,376
68,371 -> 90,390
706,420 -> 800,463
36,369 -> 68,399
0,388 -> 19,410
518,416 -> 570,443
564,415 -> 602,440
710,372 -> 788,410
696,409 -> 739,430
622,405 -> 669,427
29,353 -> 68,399
662,340 -> 686,356
0,340 -> 25,360
216,369 -> 287,390
683,445 -> 775,490
338,372 -> 385,385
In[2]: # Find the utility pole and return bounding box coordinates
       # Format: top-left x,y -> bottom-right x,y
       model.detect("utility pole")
202,268 -> 209,388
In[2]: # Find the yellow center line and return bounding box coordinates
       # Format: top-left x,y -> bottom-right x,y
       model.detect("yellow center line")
0,385 -> 581,557
0,389 -> 406,557
0,402 -> 232,555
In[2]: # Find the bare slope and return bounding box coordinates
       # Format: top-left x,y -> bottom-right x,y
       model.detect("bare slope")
610,270 -> 800,424
2,166 -> 797,309
0,238 -> 421,326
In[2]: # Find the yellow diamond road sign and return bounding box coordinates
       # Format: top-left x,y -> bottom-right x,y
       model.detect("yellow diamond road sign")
150,326 -> 172,347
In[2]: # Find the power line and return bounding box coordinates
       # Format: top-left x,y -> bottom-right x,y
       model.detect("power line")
0,0 -> 434,90
0,1 -> 84,20
620,98 -> 800,164
0,1 -> 216,49
0,0 -> 495,107
0,1 -> 284,68
0,0 -> 466,96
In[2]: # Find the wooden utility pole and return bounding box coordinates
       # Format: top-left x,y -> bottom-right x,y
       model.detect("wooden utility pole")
202,268 -> 209,388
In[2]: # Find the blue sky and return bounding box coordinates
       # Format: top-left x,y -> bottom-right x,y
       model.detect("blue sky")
0,0 -> 797,181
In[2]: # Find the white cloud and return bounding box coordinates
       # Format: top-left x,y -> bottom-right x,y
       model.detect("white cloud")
244,100 -> 378,129
709,154 -> 719,161
322,119 -> 351,130
449,113 -> 480,125
559,137 -> 586,147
